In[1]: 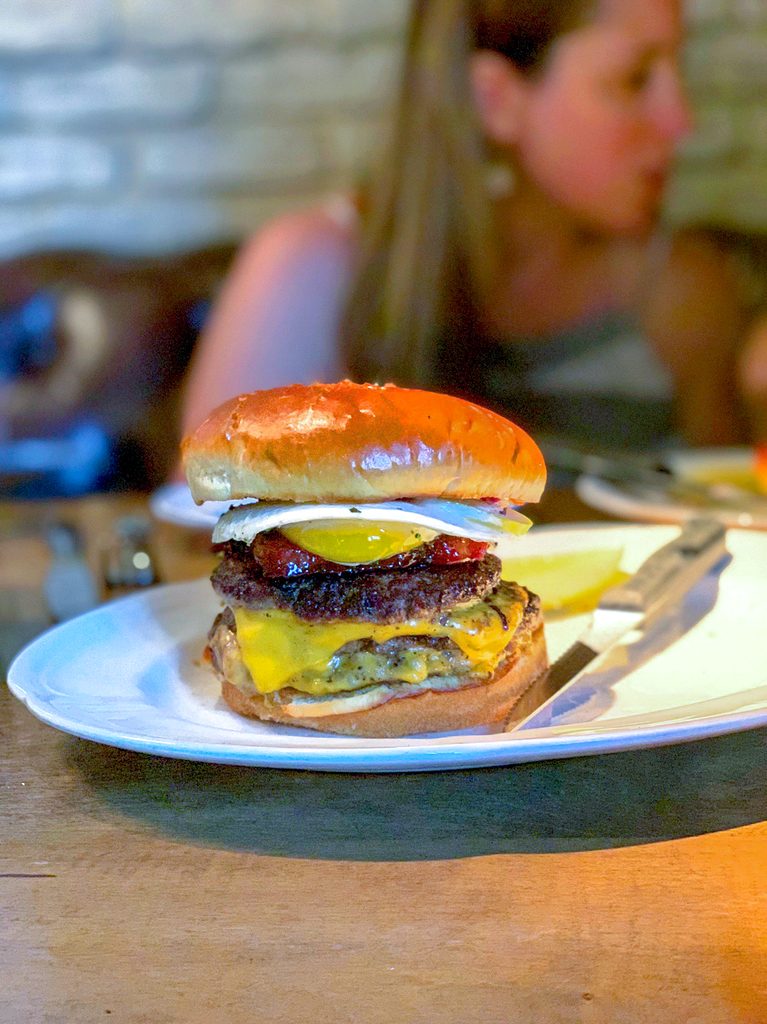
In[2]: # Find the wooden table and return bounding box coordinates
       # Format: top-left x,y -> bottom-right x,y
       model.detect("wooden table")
2,492 -> 767,1023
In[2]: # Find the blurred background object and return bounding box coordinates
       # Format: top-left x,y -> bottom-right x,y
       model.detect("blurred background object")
100,512 -> 159,596
0,0 -> 766,495
0,248 -> 232,495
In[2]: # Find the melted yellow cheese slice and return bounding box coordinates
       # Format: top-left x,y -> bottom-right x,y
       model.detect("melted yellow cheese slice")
233,600 -> 523,696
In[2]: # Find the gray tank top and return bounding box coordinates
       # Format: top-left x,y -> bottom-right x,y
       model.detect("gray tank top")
436,309 -> 675,450
435,230 -> 677,450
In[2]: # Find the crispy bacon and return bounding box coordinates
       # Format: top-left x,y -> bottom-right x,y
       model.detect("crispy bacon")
216,530 -> 490,578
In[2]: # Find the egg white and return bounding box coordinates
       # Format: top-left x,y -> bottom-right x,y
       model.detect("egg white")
212,498 -> 531,558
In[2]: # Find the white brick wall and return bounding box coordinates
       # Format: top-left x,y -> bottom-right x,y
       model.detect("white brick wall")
0,0 -> 116,54
122,0 -> 338,50
218,42 -> 397,114
11,61 -> 214,124
325,0 -> 410,38
137,124 -> 325,189
0,0 -> 763,257
669,12 -> 767,228
0,136 -> 117,199
686,34 -> 767,94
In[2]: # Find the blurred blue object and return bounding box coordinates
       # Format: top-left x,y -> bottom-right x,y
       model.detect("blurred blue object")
0,289 -> 113,498
0,247 -> 235,498
0,421 -> 112,499
0,292 -> 58,379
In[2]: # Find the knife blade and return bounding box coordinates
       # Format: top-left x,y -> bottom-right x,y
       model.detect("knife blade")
504,517 -> 729,732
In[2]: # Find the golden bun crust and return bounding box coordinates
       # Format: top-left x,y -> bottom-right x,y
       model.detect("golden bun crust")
219,623 -> 547,738
182,381 -> 546,505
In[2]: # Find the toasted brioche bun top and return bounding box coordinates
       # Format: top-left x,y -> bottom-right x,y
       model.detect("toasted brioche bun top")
182,381 -> 546,505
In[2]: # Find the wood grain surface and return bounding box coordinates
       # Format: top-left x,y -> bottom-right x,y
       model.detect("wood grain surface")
2,493 -> 767,1024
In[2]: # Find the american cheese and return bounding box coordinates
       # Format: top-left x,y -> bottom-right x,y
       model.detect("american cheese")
233,597 -> 524,696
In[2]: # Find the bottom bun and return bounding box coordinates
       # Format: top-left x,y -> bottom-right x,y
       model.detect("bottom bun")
220,623 -> 548,737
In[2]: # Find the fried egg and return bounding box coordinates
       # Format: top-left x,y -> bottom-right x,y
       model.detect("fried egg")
212,498 -> 532,564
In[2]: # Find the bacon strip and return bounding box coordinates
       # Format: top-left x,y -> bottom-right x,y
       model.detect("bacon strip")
226,530 -> 490,578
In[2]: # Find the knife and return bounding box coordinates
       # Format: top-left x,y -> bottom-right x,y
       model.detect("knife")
504,517 -> 729,732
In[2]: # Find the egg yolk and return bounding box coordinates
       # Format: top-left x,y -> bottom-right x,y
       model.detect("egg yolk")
279,520 -> 438,565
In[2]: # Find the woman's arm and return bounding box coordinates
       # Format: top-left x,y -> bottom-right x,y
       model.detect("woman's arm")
181,206 -> 356,435
737,312 -> 767,440
643,229 -> 754,445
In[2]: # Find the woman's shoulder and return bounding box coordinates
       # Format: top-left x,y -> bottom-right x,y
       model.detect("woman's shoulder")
664,226 -> 745,288
631,225 -> 742,302
641,225 -> 750,362
238,195 -> 360,278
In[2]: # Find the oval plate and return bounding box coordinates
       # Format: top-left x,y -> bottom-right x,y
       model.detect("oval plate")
8,524 -> 767,772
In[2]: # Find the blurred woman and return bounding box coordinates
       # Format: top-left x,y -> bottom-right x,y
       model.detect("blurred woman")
182,0 -> 767,448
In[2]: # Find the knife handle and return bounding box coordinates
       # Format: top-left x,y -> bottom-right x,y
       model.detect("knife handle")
599,518 -> 728,617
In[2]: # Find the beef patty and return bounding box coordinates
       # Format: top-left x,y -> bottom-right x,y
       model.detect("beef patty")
211,547 -> 503,623
207,582 -> 541,694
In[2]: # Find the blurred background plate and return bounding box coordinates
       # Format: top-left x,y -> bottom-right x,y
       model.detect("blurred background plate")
149,481 -> 253,530
575,447 -> 767,529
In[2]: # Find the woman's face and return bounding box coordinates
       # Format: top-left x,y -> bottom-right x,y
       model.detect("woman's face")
508,0 -> 691,235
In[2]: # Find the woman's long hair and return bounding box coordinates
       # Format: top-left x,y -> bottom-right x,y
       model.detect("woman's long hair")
342,0 -> 592,388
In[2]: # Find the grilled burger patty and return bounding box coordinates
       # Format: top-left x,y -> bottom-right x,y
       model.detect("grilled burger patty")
207,583 -> 541,696
211,546 -> 503,623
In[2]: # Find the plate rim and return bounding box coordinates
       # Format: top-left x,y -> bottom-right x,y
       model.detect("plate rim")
9,670 -> 767,772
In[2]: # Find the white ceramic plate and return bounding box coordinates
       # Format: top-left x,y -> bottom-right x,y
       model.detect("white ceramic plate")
150,481 -> 246,530
8,524 -> 767,772
576,447 -> 767,530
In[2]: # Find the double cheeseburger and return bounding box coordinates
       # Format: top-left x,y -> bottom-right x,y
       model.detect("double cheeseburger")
182,381 -> 548,736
